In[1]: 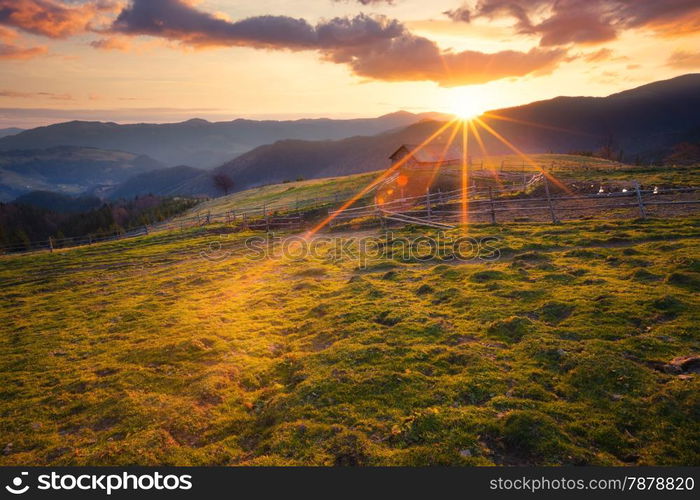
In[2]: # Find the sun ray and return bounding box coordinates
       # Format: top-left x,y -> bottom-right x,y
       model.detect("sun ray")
460,120 -> 469,231
474,117 -> 572,195
469,119 -> 504,190
426,120 -> 461,189
481,112 -> 591,136
306,119 -> 458,237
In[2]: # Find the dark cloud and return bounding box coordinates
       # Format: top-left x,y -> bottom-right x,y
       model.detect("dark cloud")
108,0 -> 565,86
112,0 -> 404,50
443,6 -> 471,23
445,0 -> 700,45
0,0 -> 119,38
0,0 -> 567,85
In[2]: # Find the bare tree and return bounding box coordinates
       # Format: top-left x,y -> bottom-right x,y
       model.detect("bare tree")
213,172 -> 235,195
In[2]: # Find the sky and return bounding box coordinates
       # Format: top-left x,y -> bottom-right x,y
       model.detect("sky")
1,0 -> 699,128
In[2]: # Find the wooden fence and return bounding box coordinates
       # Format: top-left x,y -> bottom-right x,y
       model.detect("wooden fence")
329,181 -> 700,229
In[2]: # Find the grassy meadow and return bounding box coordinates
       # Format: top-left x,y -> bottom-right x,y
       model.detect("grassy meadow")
177,171 -> 379,218
1,214 -> 698,465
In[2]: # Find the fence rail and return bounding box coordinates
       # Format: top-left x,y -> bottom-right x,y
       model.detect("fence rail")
329,182 -> 700,228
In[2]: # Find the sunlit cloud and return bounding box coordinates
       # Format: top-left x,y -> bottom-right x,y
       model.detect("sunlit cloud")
0,0 -> 121,39
0,26 -> 46,59
666,50 -> 700,69
582,48 -> 614,62
444,0 -> 700,46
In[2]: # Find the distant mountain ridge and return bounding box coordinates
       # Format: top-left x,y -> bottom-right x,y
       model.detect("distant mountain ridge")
0,128 -> 23,139
0,146 -> 163,201
476,73 -> 700,158
1,74 -> 698,201
0,112 -> 446,168
194,73 -> 700,195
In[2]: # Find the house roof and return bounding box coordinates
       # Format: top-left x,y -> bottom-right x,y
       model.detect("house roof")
390,144 -> 463,163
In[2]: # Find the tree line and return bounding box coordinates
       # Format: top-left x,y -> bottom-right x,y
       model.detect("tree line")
0,195 -> 198,251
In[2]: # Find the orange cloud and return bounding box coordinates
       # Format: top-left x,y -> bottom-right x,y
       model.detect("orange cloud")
583,48 -> 613,62
0,0 -> 121,39
446,0 -> 700,46
0,25 -> 46,59
666,50 -> 700,69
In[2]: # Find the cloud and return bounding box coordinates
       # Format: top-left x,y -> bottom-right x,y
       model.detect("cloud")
0,0 -> 121,39
446,0 -> 700,46
109,0 -> 565,86
0,89 -> 71,99
443,6 -> 471,23
333,0 -> 397,4
112,1 -> 403,50
666,50 -> 700,69
582,48 -> 613,62
90,36 -> 130,50
0,25 -> 46,59
326,34 -> 565,86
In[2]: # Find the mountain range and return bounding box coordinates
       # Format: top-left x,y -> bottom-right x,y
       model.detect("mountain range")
196,74 -> 699,195
0,146 -> 163,202
0,112 -> 445,168
0,128 -> 23,139
0,74 -> 698,203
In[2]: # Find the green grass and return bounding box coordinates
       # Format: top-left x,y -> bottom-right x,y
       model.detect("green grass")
1,214 -> 698,466
178,171 -> 380,218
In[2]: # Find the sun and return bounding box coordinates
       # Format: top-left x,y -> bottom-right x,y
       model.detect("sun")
453,98 -> 486,120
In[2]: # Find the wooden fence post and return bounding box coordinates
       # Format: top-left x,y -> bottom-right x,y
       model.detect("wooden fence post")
144,225 -> 149,235
48,236 -> 54,253
426,189 -> 432,221
634,181 -> 647,219
376,207 -> 386,230
206,211 -> 211,225
488,187 -> 496,224
544,176 -> 559,224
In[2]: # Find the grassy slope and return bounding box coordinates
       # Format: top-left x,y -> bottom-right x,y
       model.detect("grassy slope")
178,155 -> 699,221
1,216 -> 699,466
180,171 -> 379,217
